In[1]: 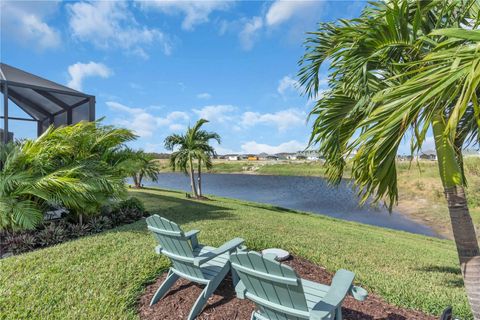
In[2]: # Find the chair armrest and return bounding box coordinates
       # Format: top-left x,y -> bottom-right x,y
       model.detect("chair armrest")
193,237 -> 245,266
185,229 -> 200,238
185,229 -> 200,248
310,269 -> 355,320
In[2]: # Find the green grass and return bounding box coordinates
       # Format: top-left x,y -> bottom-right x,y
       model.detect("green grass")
0,187 -> 472,319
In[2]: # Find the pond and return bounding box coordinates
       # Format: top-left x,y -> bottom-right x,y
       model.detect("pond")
141,173 -> 439,238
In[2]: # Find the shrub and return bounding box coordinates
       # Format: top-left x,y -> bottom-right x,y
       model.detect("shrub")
118,197 -> 145,213
88,216 -> 113,233
108,197 -> 147,224
5,232 -> 37,254
3,197 -> 148,256
37,223 -> 67,247
68,223 -> 91,238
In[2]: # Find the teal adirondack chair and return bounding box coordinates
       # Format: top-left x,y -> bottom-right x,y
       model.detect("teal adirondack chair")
230,251 -> 368,320
146,214 -> 245,320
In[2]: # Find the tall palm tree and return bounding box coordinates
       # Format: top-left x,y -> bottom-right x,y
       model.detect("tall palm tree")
164,119 -> 219,198
299,1 -> 480,317
196,128 -> 220,197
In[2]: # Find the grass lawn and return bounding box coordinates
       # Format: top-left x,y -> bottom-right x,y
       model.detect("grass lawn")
0,187 -> 472,319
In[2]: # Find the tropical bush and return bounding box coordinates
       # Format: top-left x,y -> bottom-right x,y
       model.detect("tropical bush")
0,121 -> 144,255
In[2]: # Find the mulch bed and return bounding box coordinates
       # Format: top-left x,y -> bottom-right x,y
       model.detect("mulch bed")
138,255 -> 436,320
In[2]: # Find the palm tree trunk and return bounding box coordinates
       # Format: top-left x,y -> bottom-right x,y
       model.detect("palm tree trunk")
433,114 -> 480,318
133,174 -> 139,188
197,159 -> 202,197
444,186 -> 480,319
138,172 -> 144,188
188,155 -> 198,198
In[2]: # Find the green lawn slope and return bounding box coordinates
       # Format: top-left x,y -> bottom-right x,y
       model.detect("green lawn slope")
0,188 -> 471,319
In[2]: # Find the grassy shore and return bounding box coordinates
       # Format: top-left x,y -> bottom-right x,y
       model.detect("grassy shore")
0,188 -> 471,319
156,158 -> 480,239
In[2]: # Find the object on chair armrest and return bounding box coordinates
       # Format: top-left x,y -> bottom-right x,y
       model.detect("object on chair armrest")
263,253 -> 277,261
350,286 -> 368,301
155,245 -> 163,255
310,269 -> 355,320
193,238 -> 245,266
185,229 -> 200,248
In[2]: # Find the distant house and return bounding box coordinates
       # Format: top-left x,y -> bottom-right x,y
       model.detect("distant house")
274,153 -> 289,160
286,153 -> 297,160
266,155 -> 279,161
226,154 -> 240,161
247,155 -> 259,161
258,152 -> 269,160
419,150 -> 437,161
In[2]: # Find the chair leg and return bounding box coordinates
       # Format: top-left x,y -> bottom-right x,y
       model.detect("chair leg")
335,306 -> 342,320
187,286 -> 210,320
150,269 -> 179,306
187,264 -> 231,320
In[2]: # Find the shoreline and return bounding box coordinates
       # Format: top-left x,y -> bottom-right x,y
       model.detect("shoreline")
212,170 -> 455,239
156,169 -> 448,239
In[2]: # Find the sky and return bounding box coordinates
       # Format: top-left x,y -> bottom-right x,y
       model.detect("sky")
1,0 -> 421,155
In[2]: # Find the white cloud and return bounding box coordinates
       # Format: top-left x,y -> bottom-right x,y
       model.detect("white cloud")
107,101 -> 189,137
1,1 -> 61,50
241,140 -> 306,154
421,136 -> 436,152
239,16 -> 263,50
67,1 -> 171,57
210,140 -> 306,155
193,105 -> 236,123
145,143 -> 166,153
196,92 -> 212,100
67,62 -> 112,91
277,75 -> 299,96
265,0 -> 321,27
231,0 -> 325,50
241,109 -> 306,131
137,0 -> 231,30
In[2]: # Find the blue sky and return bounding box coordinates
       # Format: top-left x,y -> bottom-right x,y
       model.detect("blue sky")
1,0 -> 410,155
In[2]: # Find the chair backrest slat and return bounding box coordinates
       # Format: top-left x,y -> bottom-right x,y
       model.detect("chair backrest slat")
231,251 -> 309,319
146,215 -> 204,280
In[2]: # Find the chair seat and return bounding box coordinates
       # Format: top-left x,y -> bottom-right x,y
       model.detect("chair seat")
301,279 -> 330,311
193,245 -> 230,281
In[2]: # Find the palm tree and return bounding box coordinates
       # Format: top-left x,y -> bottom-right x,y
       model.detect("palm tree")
299,1 -> 480,317
125,150 -> 160,188
164,119 -> 219,198
195,128 -> 220,197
